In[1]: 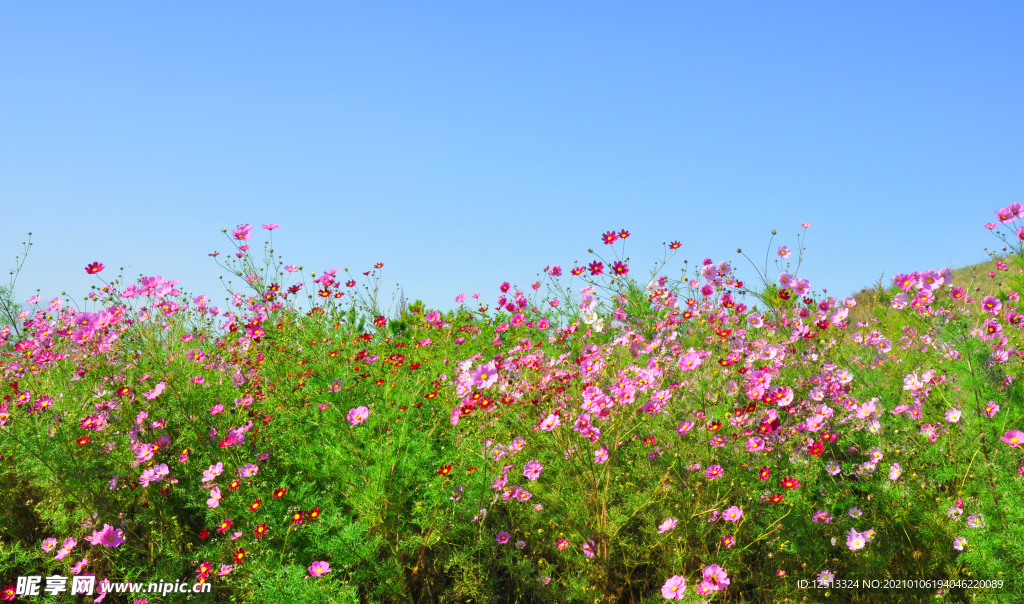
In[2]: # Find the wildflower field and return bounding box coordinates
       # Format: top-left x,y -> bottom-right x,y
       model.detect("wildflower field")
2,209 -> 1024,604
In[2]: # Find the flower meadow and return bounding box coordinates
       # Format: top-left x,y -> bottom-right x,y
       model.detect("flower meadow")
2,211 -> 1024,604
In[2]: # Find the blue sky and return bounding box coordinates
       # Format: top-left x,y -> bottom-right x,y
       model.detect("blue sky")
2,2 -> 1021,313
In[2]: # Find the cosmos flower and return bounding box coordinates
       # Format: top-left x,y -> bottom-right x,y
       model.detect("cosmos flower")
661,575 -> 686,600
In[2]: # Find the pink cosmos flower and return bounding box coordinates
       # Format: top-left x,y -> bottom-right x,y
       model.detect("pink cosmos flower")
237,463 -> 259,477
701,564 -> 730,591
455,293 -> 466,303
888,463 -> 902,481
209,404 -> 223,415
721,535 -> 735,548
812,510 -> 833,524
982,296 -> 1002,315
657,518 -> 677,533
953,536 -> 967,551
70,558 -> 89,574
207,486 -> 222,509
41,538 -> 58,552
594,446 -> 609,465
985,401 -> 1000,418
777,246 -> 791,259
817,570 -> 834,586
202,462 -> 224,483
218,565 -> 235,576
745,437 -> 766,452
231,224 -> 253,241
661,575 -> 686,599
261,223 -> 280,230
722,505 -> 743,522
705,465 -> 723,480
308,561 -> 331,577
945,409 -> 962,423
471,363 -> 499,389
677,352 -> 701,372
846,528 -> 866,551
540,414 -> 561,431
523,460 -> 543,481
496,531 -> 511,544
1002,429 -> 1024,448
96,524 -> 125,548
141,382 -> 166,400
348,406 -> 369,425
556,539 -> 568,550
676,421 -> 695,436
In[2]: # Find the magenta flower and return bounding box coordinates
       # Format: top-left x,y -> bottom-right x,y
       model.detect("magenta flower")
556,539 -> 568,550
523,460 -> 543,481
657,518 -> 677,533
202,462 -> 224,483
540,413 -> 561,431
231,224 -> 253,240
722,505 -> 743,522
812,510 -> 833,524
594,446 -> 609,465
982,295 -> 1002,315
888,463 -> 902,481
721,535 -> 735,548
945,408 -> 962,423
705,465 -> 723,480
97,524 -> 125,548
308,561 -> 331,577
701,564 -> 730,591
207,486 -> 222,509
1002,429 -> 1024,448
846,528 -> 866,551
348,406 -> 370,426
661,575 -> 686,599
496,531 -> 511,544
70,558 -> 89,575
985,401 -> 1001,418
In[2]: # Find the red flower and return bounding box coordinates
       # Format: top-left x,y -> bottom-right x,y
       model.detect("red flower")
601,231 -> 619,245
618,229 -> 630,239
807,441 -> 824,456
611,261 -> 629,276
374,262 -> 384,269
292,511 -> 305,525
571,266 -> 585,276
198,529 -> 209,539
116,386 -> 131,397
197,562 -> 213,575
253,523 -> 269,538
2,583 -> 15,601
248,499 -> 262,512
436,464 -> 453,477
758,466 -> 771,481
346,280 -> 356,287
767,494 -> 784,503
273,488 -> 287,498
588,261 -> 604,276
76,436 -> 91,446
669,241 -> 681,250
779,477 -> 802,489
374,315 -> 387,328
85,262 -> 105,274
232,548 -> 246,563
229,479 -> 241,491
217,519 -> 234,533
308,506 -> 321,520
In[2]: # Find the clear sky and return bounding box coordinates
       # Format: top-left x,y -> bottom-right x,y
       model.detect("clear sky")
2,2 -> 1022,313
